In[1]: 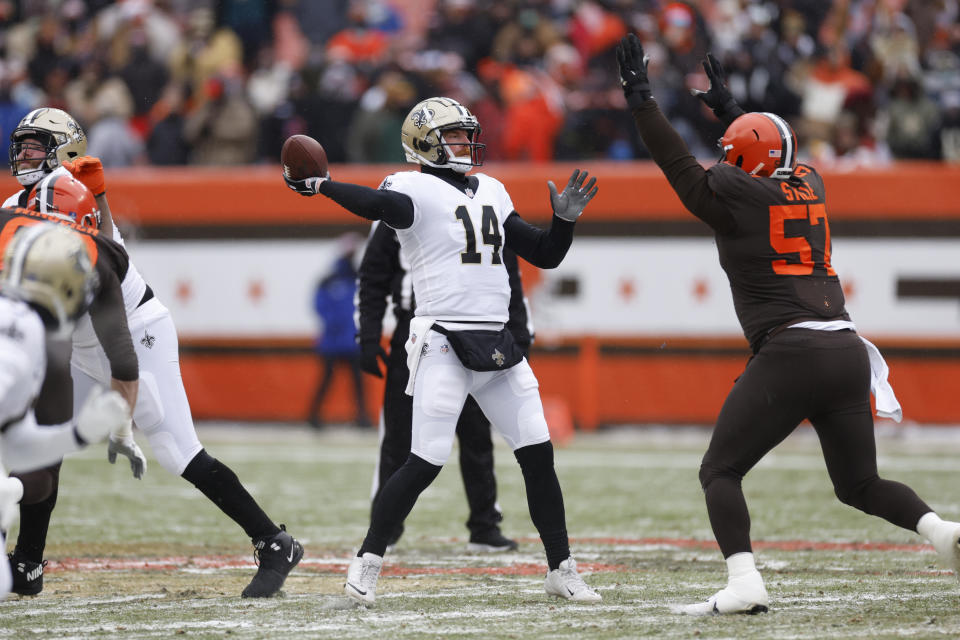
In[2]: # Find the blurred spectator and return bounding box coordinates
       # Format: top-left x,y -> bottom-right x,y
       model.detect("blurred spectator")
0,61 -> 32,154
184,75 -> 258,165
295,60 -> 364,163
884,73 -> 941,159
809,109 -> 891,171
168,6 -> 244,107
146,81 -> 190,165
499,67 -> 563,162
491,4 -> 561,65
217,0 -> 274,69
307,233 -> 370,429
325,0 -> 394,67
118,28 -> 169,120
86,76 -> 146,167
424,0 -> 497,73
2,0 -> 959,167
801,45 -> 872,145
288,0 -> 350,45
940,91 -> 960,164
347,70 -> 416,162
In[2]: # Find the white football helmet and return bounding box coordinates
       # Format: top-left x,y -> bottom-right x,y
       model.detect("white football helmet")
8,108 -> 87,187
400,97 -> 485,173
0,222 -> 98,335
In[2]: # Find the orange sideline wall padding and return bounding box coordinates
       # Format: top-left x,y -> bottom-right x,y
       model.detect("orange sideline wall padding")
3,162 -> 960,225
178,339 -> 960,426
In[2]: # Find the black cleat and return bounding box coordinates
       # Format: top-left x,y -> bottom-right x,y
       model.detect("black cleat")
467,528 -> 519,553
241,524 -> 304,598
8,549 -> 46,596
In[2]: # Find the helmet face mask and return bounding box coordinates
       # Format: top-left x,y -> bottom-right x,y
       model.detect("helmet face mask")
401,97 -> 485,173
9,108 -> 87,187
0,223 -> 99,337
720,112 -> 797,179
28,174 -> 101,229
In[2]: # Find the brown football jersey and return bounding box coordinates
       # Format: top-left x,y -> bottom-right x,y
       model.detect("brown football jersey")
705,162 -> 849,351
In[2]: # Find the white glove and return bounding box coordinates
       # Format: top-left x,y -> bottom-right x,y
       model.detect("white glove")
108,432 -> 147,479
75,386 -> 131,445
548,169 -> 599,222
0,476 -> 24,532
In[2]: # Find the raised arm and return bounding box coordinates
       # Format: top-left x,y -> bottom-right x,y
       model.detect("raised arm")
617,34 -> 735,234
504,169 -> 597,269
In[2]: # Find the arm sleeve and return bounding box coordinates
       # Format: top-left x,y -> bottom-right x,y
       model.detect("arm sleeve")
317,180 -> 415,229
88,264 -> 138,382
356,222 -> 399,345
1,413 -> 81,473
503,249 -> 532,348
503,213 -> 576,269
630,99 -> 736,233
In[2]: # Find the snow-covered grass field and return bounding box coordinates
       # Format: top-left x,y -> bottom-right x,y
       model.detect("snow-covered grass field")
3,423 -> 960,639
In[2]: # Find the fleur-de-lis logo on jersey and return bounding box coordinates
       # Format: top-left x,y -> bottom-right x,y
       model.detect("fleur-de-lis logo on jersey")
141,330 -> 156,349
411,107 -> 434,129
492,348 -> 505,367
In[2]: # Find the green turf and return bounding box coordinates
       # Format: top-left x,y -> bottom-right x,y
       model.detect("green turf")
2,424 -> 960,639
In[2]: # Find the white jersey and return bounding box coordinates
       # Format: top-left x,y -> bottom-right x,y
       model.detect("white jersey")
383,171 -> 514,323
3,167 -> 148,352
0,297 -> 45,429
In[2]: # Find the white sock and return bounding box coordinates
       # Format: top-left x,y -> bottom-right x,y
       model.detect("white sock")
917,511 -> 944,541
726,552 -> 758,579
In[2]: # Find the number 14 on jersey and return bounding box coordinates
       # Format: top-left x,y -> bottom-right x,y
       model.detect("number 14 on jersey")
455,205 -> 503,265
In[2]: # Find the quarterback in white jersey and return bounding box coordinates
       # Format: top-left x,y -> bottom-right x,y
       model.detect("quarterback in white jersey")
6,108 -> 303,599
286,96 -> 602,606
0,223 -> 131,599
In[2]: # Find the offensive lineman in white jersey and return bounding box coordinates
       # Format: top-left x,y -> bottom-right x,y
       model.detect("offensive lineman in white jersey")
6,108 -> 303,598
285,96 -> 602,606
0,223 -> 131,599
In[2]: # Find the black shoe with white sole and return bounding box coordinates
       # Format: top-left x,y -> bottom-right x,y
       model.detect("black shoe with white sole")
241,524 -> 304,597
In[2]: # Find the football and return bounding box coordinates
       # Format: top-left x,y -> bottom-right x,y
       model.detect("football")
281,134 -> 328,180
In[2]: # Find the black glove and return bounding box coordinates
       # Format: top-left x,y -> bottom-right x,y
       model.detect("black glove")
616,33 -> 651,109
283,172 -> 328,196
360,341 -> 388,378
690,53 -> 740,122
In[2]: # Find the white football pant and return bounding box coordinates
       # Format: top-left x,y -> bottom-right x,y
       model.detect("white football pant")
71,298 -> 202,475
410,328 -> 551,466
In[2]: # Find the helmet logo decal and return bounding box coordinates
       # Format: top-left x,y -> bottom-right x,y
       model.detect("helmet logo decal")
411,107 -> 435,129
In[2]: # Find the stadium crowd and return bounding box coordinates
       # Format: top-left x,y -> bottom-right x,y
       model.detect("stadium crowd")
1,0 -> 959,171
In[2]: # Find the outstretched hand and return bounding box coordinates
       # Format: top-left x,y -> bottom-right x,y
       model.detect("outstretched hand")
616,33 -> 651,108
690,53 -> 739,120
548,169 -> 598,222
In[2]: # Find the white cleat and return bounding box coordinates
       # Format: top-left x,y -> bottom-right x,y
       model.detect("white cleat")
544,557 -> 602,603
344,552 -> 383,607
931,521 -> 960,579
674,571 -> 769,616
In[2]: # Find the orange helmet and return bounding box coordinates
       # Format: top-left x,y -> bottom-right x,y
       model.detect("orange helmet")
28,173 -> 101,228
720,112 -> 797,179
